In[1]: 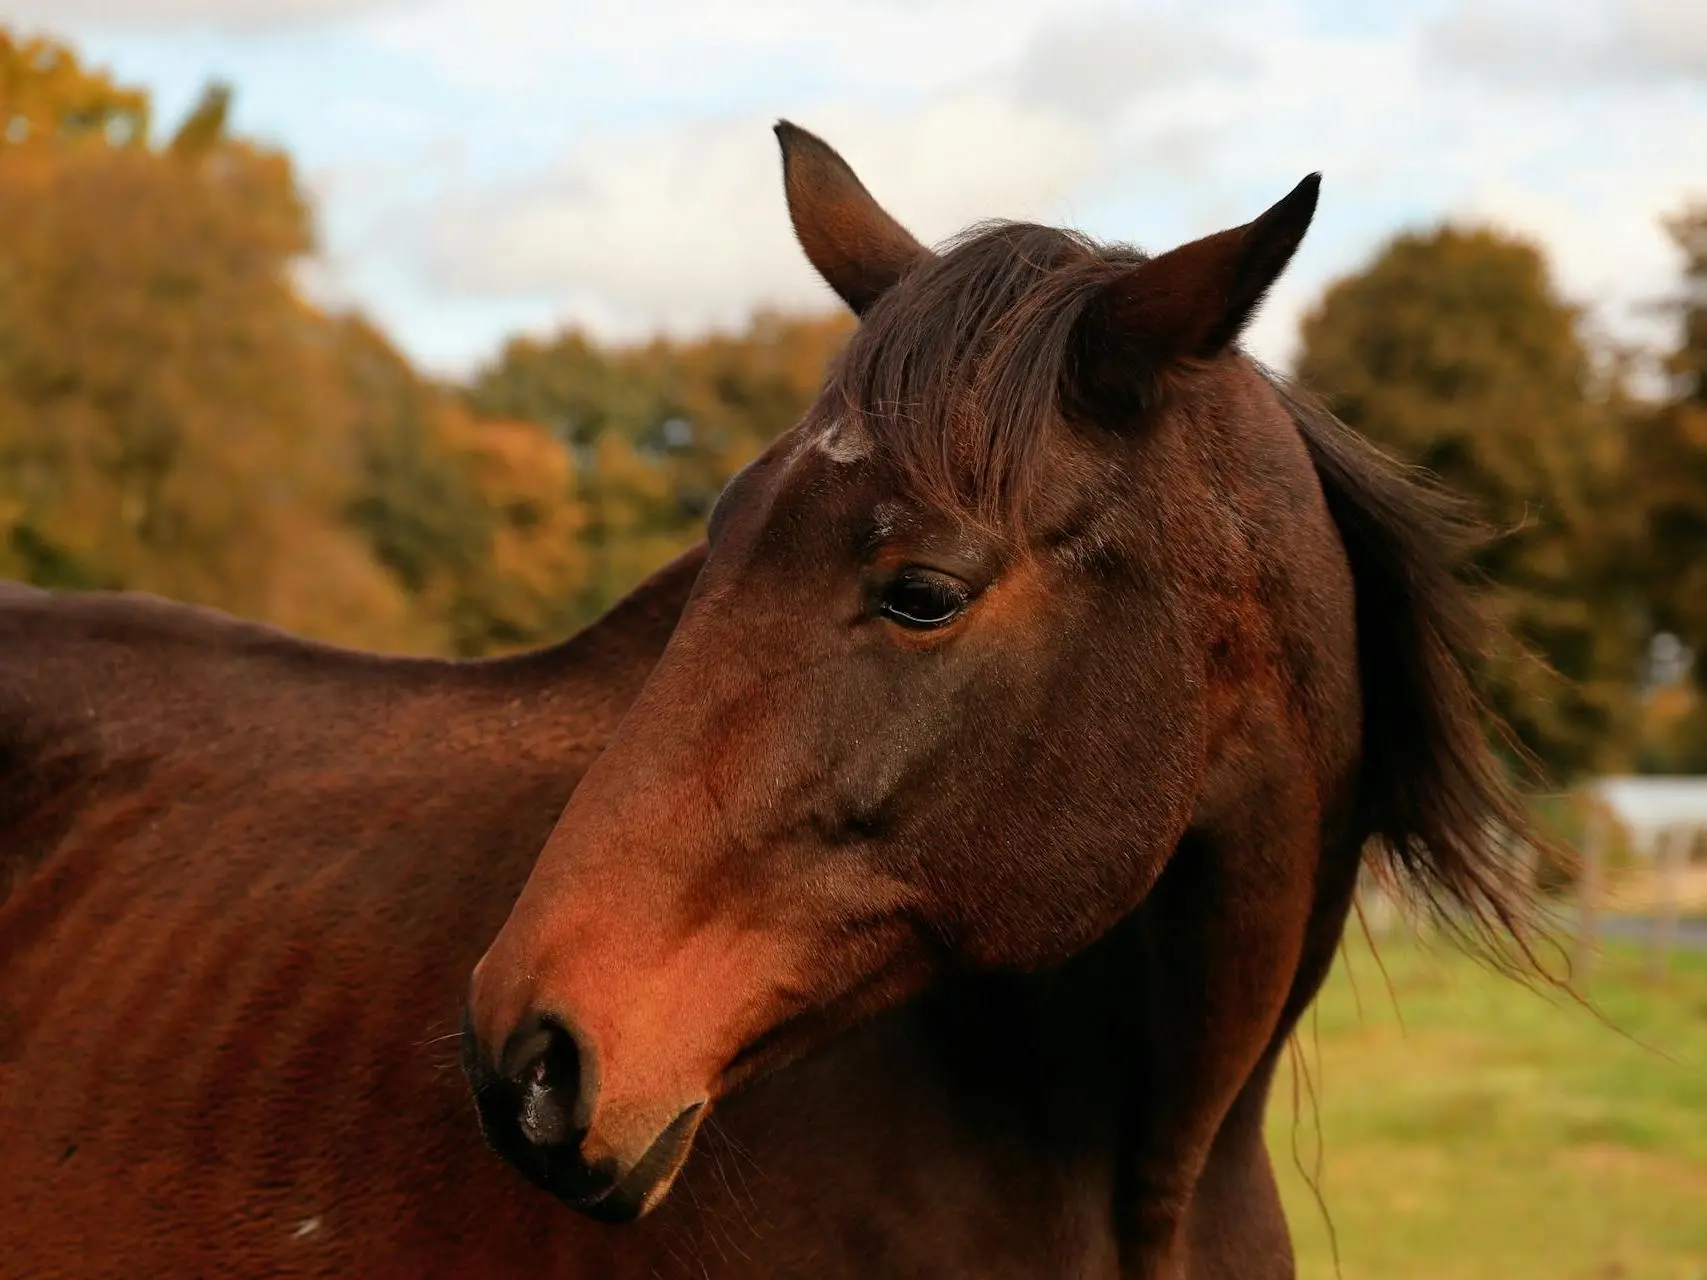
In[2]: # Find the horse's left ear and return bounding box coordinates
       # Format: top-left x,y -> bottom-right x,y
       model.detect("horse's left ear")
1068,173 -> 1321,417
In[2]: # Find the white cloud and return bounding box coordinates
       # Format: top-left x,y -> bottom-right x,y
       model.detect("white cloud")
45,0 -> 1697,375
1014,10 -> 1257,120
419,95 -> 1100,339
342,0 -> 1706,374
0,0 -> 418,32
1425,0 -> 1707,86
360,0 -> 1042,97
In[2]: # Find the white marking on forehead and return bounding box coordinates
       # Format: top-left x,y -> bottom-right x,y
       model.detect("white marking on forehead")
813,416 -> 872,464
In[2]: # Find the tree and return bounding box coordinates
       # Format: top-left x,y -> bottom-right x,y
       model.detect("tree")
0,28 -> 149,150
0,26 -> 607,657
167,81 -> 231,159
468,309 -> 852,619
1620,205 -> 1707,774
1631,206 -> 1707,674
1297,225 -> 1644,780
0,25 -> 861,656
436,408 -> 590,654
0,100 -> 333,611
0,33 -> 435,651
338,316 -> 593,655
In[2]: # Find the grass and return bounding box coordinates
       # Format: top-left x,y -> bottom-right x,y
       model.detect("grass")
1266,922 -> 1707,1279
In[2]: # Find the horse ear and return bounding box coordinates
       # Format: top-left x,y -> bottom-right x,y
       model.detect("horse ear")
1068,173 -> 1321,418
774,120 -> 933,316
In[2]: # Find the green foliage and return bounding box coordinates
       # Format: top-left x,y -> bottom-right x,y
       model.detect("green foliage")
1616,205 -> 1707,773
336,318 -> 489,598
1298,226 -> 1647,780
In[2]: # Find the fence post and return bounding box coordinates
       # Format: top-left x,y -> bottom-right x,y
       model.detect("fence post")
1575,809 -> 1602,993
1651,825 -> 1682,984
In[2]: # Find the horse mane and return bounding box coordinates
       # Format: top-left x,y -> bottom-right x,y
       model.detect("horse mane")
826,219 -> 1145,527
823,218 -> 1553,967
1274,379 -> 1555,968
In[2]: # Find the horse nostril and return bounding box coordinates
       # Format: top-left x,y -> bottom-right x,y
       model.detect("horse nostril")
503,1015 -> 588,1151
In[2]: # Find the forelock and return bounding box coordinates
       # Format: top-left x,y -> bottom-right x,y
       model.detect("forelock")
821,220 -> 1148,529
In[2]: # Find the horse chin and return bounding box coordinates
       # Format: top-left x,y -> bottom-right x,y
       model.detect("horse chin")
508,1101 -> 707,1226
573,1102 -> 706,1224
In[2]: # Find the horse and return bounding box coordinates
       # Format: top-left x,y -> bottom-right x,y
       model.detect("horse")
2,122 -> 1543,1280
462,121 -> 1550,1277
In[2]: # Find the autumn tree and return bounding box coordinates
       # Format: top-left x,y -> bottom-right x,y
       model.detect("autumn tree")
468,309 -> 852,618
337,316 -> 590,654
167,81 -> 232,159
1297,225 -> 1644,780
0,27 -> 596,655
0,49 -> 342,607
0,28 -> 148,149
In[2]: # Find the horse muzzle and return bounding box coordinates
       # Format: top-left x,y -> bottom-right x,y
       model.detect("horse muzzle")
461,1009 -> 708,1223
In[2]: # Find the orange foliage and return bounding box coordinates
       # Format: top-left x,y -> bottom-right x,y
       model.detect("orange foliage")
0,29 -> 149,150
434,410 -> 591,654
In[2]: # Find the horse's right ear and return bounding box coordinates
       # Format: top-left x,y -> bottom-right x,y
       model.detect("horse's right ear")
774,121 -> 933,316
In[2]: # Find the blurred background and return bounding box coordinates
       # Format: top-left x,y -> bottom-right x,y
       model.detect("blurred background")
0,1 -> 1703,1275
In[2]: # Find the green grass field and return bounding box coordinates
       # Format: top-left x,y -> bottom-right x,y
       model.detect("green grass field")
1265,925 -> 1707,1279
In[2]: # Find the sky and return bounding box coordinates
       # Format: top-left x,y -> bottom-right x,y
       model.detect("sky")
6,0 -> 1704,379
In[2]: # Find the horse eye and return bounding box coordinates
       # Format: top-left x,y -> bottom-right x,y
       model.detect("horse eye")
878,573 -> 970,631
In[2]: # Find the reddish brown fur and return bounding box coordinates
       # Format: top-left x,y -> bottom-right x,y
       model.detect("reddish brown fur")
1,550 -> 1245,1278
776,121 -> 930,316
3,121 -> 1550,1280
0,555 -> 709,1275
462,124 -> 1550,1277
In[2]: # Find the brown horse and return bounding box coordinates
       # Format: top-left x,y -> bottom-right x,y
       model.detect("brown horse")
463,123 -> 1548,1275
2,124 -> 1541,1280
